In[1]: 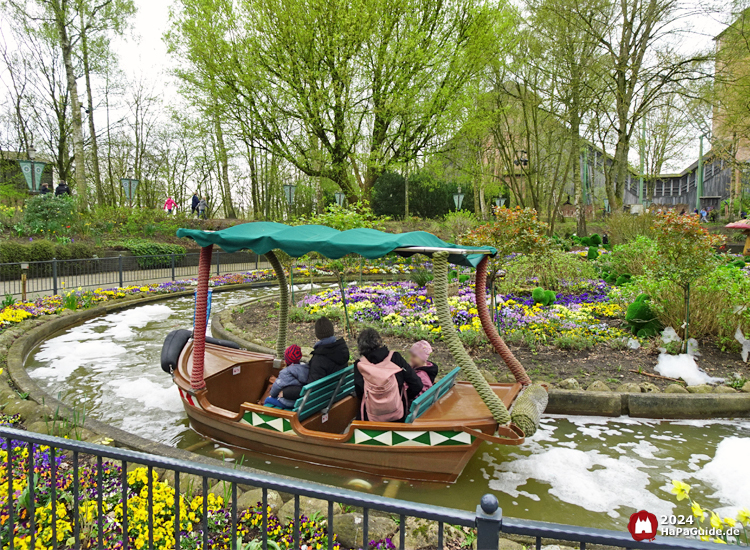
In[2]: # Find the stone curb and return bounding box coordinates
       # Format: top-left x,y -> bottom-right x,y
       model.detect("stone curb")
3,282 -> 307,480
547,389 -> 750,419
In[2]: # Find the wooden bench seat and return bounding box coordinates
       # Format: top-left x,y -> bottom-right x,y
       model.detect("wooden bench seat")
404,366 -> 461,423
294,366 -> 355,421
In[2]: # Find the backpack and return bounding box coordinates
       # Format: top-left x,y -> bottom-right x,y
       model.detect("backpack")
357,351 -> 405,422
415,366 -> 434,396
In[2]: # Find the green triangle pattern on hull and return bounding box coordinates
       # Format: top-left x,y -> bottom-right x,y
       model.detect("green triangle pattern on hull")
242,411 -> 293,433
353,429 -> 473,446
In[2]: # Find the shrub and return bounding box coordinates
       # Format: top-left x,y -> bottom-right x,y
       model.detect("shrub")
304,201 -> 387,231
410,269 -> 434,287
598,236 -> 657,280
29,240 -> 56,261
651,211 -> 725,351
630,267 -> 750,350
111,239 -> 187,268
531,287 -> 556,306
587,246 -> 599,260
444,211 -> 478,242
604,211 -> 658,245
624,294 -> 661,338
22,195 -> 76,234
500,249 -> 598,292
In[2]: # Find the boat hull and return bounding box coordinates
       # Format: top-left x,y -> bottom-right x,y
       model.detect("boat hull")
173,342 -> 522,483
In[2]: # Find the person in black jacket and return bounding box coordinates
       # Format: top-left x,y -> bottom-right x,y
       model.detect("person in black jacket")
353,328 -> 422,421
191,192 -> 200,216
308,316 -> 350,384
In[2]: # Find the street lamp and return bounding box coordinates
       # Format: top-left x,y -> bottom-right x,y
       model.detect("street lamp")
604,199 -> 610,213
494,197 -> 506,208
513,150 -> 529,167
453,186 -> 465,210
283,183 -> 297,206
18,145 -> 47,193
334,191 -> 345,207
120,178 -> 140,207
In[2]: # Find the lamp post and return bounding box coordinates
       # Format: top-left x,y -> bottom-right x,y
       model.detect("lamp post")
18,145 -> 47,194
453,186 -> 465,211
604,198 -> 610,214
20,263 -> 28,302
494,197 -> 506,208
283,183 -> 296,206
334,191 -> 345,207
120,178 -> 139,208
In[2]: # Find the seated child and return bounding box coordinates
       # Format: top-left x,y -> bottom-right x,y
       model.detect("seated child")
264,345 -> 308,409
409,340 -> 438,395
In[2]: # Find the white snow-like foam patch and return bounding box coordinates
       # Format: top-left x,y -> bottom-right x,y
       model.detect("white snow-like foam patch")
102,305 -> 174,339
109,377 -> 183,412
612,440 -> 665,460
488,448 -> 673,518
694,437 -> 750,517
654,353 -> 724,386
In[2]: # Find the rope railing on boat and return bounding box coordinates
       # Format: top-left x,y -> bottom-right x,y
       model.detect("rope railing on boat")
432,251 -> 511,426
191,245 -> 213,391
474,256 -> 532,386
265,249 -> 288,359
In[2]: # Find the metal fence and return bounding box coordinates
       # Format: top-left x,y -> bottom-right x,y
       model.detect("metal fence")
0,426 -> 718,550
0,251 -> 270,297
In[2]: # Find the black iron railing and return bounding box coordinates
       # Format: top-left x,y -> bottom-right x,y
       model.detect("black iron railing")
0,251 -> 269,297
0,426 -> 719,550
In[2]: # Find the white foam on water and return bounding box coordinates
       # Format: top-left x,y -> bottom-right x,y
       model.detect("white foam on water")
518,490 -> 541,502
102,304 -> 174,340
612,440 -> 665,460
694,437 -> 750,517
654,353 -> 724,386
108,377 -> 184,412
488,447 -> 673,518
558,442 -> 578,449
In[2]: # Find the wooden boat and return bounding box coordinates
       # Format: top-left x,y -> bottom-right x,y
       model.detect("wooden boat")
162,223 -> 547,483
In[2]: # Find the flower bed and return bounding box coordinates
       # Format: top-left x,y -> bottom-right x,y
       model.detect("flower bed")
298,281 -> 629,346
0,441 -> 337,550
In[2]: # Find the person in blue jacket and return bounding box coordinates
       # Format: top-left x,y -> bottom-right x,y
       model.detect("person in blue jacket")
265,345 -> 308,409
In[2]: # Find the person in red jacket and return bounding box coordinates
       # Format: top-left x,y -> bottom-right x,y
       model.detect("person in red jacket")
164,197 -> 177,214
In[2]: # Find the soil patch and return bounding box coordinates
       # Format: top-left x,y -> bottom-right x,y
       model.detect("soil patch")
230,298 -> 750,390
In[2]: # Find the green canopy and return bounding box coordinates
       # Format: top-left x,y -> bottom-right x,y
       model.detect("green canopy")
176,222 -> 495,268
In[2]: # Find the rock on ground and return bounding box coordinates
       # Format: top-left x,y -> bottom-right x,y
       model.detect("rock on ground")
686,384 -> 714,394
396,517 -> 465,549
332,513 -> 398,549
557,378 -> 580,390
586,380 -> 611,392
278,496 -> 340,527
614,382 -> 641,393
741,381 -> 750,393
161,471 -> 204,497
714,385 -> 737,393
639,382 -> 661,393
665,384 -> 689,394
209,481 -> 243,501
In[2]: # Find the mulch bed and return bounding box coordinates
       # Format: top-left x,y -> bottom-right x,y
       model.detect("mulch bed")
230,299 -> 750,390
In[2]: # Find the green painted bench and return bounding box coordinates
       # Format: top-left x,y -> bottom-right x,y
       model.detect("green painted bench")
294,366 -> 355,421
404,367 -> 461,423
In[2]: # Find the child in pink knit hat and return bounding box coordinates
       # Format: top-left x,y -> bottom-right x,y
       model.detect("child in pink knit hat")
409,340 -> 438,395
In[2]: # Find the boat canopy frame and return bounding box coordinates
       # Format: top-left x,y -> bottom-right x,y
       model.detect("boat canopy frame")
177,222 -> 546,438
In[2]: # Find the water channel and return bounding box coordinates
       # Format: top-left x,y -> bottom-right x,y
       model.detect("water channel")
24,288 -> 750,531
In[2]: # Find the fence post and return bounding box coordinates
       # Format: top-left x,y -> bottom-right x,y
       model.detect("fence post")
118,255 -> 124,288
171,254 -> 176,282
216,252 -> 220,276
255,254 -> 258,271
476,494 -> 502,550
52,258 -> 58,295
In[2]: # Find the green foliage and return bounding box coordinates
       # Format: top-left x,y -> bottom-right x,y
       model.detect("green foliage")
614,274 -> 632,286
500,249 -> 597,292
603,211 -> 659,246
2,294 -> 14,308
371,171 -> 461,219
410,269 -> 434,287
598,236 -> 657,280
624,294 -> 661,338
443,211 -> 478,241
588,233 -> 602,246
303,202 -> 387,231
110,239 -> 186,268
22,195 -> 76,234
587,246 -> 599,260
531,287 -> 556,306
553,334 -> 596,350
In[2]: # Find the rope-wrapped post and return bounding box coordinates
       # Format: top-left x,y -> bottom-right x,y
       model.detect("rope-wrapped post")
191,245 -> 213,391
510,383 -> 548,437
432,251 -> 511,426
475,256 -> 532,386
265,250 -> 288,359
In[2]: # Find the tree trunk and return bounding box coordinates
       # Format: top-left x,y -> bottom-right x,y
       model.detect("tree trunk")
54,0 -> 87,210
80,8 -> 104,206
212,112 -> 236,218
